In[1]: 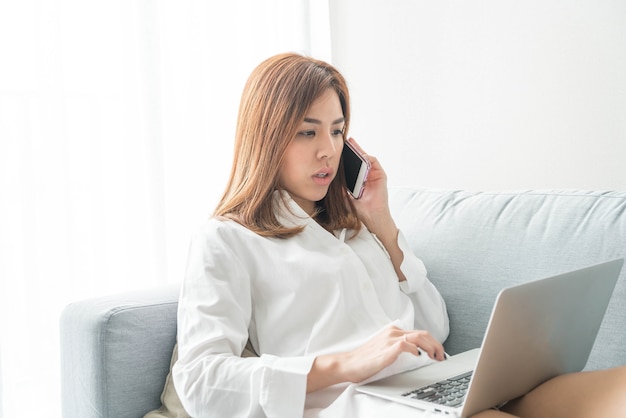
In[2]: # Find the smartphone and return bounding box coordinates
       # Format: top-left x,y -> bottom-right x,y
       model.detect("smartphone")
343,141 -> 371,199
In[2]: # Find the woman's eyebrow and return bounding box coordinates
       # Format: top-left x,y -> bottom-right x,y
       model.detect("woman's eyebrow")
303,117 -> 345,125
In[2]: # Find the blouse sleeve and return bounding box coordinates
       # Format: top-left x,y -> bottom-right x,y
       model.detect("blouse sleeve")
172,225 -> 315,418
396,230 -> 450,343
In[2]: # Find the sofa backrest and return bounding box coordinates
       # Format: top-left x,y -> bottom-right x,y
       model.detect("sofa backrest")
389,188 -> 626,371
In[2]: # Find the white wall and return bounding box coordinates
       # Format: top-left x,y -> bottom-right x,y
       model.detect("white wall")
329,1 -> 626,191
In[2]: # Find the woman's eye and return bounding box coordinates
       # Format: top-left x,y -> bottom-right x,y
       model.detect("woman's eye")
298,130 -> 315,137
332,129 -> 344,137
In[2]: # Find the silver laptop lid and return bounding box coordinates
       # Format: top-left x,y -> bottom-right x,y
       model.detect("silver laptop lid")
462,258 -> 623,416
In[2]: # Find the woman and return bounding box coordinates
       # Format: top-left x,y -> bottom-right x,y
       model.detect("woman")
169,53 -> 626,417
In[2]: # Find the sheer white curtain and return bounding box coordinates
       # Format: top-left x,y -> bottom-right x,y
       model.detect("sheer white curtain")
0,1 -> 331,417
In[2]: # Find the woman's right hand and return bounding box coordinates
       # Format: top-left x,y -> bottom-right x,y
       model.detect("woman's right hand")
306,325 -> 445,393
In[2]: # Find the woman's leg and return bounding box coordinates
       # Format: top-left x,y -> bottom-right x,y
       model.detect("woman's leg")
500,366 -> 626,418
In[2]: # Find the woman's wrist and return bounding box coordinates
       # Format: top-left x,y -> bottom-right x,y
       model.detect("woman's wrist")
307,352 -> 348,393
363,215 -> 407,282
361,210 -> 395,238
365,214 -> 400,254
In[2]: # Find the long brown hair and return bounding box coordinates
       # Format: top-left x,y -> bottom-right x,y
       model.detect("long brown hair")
214,53 -> 361,238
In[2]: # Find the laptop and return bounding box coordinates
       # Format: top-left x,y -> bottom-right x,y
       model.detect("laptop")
357,258 -> 624,417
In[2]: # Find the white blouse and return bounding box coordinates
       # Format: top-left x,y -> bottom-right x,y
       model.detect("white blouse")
172,191 -> 450,418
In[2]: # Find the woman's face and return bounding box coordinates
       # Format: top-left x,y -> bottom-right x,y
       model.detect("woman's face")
279,88 -> 345,216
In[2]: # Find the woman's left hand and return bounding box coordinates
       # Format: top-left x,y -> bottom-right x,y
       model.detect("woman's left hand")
345,137 -> 393,235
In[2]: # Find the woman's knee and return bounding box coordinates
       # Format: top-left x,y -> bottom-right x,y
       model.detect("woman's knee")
503,366 -> 626,417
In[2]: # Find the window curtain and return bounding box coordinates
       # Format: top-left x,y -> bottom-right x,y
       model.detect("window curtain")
0,1 -> 331,417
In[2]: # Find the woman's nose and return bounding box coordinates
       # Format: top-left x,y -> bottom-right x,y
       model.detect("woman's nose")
318,132 -> 337,160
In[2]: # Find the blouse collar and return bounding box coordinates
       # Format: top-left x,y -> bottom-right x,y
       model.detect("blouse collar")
272,190 -> 349,242
272,190 -> 313,228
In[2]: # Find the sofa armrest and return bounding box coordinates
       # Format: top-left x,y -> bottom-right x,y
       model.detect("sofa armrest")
60,284 -> 180,418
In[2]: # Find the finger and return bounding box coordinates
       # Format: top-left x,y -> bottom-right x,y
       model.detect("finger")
400,333 -> 421,356
346,138 -> 377,164
405,332 -> 446,361
416,335 -> 444,361
346,137 -> 365,154
424,341 -> 446,361
431,344 -> 446,361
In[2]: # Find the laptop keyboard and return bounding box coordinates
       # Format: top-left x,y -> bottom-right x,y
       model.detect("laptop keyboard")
401,371 -> 473,408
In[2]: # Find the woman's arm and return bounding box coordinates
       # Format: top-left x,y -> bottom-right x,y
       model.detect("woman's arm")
346,138 -> 450,342
344,137 -> 407,281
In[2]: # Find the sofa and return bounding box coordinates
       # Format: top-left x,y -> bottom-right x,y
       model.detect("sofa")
60,188 -> 626,418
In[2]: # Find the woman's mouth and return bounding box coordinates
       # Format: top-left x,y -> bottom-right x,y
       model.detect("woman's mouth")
312,169 -> 333,185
